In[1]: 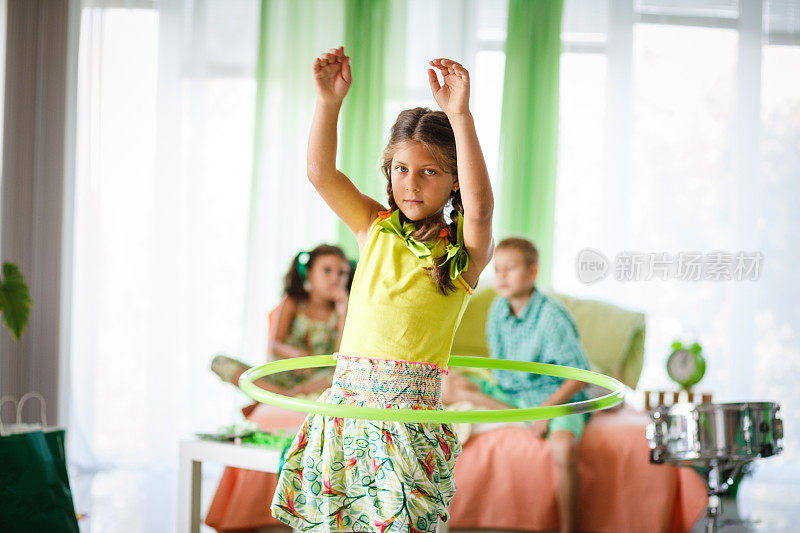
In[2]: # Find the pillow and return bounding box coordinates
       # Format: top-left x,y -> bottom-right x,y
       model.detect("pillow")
546,290 -> 646,390
450,284 -> 646,390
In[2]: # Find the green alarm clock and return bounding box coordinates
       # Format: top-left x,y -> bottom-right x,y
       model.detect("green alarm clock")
666,341 -> 706,390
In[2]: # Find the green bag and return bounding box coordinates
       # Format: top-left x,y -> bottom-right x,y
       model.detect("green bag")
0,393 -> 79,532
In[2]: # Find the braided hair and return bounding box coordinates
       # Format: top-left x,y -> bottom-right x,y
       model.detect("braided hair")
380,107 -> 465,295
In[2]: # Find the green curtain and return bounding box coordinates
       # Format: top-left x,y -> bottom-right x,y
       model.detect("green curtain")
247,0 -> 404,301
247,0 -> 344,254
497,0 -> 564,290
337,0 -> 403,259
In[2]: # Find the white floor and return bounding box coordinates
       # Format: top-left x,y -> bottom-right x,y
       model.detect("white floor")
71,464 -> 224,533
688,480 -> 800,533
69,463 -> 800,533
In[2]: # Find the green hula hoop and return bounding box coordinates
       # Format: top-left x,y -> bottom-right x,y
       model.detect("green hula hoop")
239,354 -> 625,423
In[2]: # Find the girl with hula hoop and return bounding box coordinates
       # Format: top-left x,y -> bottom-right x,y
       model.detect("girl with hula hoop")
268,46 -> 495,532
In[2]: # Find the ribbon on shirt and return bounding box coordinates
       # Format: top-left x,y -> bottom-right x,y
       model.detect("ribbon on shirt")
378,209 -> 470,282
438,211 -> 469,281
377,209 -> 432,259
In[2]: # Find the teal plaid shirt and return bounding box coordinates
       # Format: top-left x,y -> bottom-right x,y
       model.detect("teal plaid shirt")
486,287 -> 590,408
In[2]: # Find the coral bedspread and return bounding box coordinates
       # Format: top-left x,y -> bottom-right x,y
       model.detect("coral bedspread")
205,403 -> 707,532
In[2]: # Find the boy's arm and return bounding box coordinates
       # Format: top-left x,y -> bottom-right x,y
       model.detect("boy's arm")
540,379 -> 588,408
540,317 -> 590,406
485,300 -> 498,356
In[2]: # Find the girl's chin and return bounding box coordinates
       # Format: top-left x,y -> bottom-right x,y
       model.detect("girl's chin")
398,209 -> 423,221
399,204 -> 442,222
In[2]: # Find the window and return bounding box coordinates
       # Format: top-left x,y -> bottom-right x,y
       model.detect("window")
554,0 -> 800,474
71,1 -> 260,469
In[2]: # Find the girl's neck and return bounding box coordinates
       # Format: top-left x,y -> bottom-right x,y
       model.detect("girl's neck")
401,207 -> 447,240
399,206 -> 445,224
305,291 -> 333,310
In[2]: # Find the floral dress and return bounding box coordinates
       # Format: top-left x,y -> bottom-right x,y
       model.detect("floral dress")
266,300 -> 339,390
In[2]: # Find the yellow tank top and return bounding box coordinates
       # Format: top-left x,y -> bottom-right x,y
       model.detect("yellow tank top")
337,211 -> 474,371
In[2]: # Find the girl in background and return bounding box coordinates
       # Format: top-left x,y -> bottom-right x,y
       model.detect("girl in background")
207,245 -> 353,533
211,244 -> 352,396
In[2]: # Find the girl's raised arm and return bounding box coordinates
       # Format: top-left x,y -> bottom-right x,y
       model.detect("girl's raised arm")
308,46 -> 384,248
428,58 -> 495,287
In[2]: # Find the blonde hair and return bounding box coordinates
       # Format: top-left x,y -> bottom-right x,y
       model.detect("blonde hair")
496,237 -> 538,267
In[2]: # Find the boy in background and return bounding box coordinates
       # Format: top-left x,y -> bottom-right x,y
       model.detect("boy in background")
444,237 -> 590,533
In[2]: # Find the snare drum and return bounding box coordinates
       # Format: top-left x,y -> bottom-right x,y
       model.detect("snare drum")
646,401 -> 783,465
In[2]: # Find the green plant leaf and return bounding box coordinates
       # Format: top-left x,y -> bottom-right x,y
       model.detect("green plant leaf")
0,262 -> 32,340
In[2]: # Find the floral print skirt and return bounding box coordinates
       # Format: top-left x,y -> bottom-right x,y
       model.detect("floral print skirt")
270,353 -> 462,532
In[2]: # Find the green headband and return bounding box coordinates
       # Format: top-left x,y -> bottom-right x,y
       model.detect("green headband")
296,251 -> 311,281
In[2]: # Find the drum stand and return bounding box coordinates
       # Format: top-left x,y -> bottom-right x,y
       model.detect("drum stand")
702,459 -> 751,533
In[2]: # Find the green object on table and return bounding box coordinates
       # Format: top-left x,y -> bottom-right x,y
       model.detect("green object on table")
196,420 -> 260,441
241,431 -> 294,449
239,354 -> 624,423
242,431 -> 296,474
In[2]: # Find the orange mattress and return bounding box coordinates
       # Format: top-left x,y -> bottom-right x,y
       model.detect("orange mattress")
205,403 -> 708,532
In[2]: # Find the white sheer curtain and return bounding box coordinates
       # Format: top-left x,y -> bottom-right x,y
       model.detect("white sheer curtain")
239,0 -> 344,366
69,0 -> 262,471
554,0 -> 800,476
67,0 -> 501,476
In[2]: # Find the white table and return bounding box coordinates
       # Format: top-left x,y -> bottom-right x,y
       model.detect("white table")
177,438 -> 289,533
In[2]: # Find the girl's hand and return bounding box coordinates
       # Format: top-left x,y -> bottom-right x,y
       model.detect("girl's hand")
332,286 -> 349,318
529,419 -> 549,439
428,58 -> 470,116
292,351 -> 314,378
313,46 -> 352,104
